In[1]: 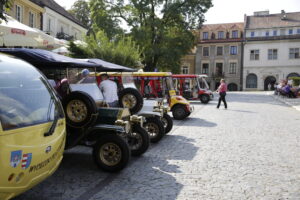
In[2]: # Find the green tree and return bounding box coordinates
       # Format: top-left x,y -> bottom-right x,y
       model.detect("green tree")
69,30 -> 142,68
0,0 -> 14,21
88,0 -> 212,72
68,0 -> 90,26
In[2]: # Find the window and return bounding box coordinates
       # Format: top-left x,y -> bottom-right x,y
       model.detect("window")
273,30 -> 277,36
216,63 -> 223,76
15,5 -> 22,22
250,50 -> 259,60
289,48 -> 300,59
265,31 -> 269,37
211,32 -> 215,39
268,49 -> 278,60
202,64 -> 209,74
280,29 -> 285,35
47,18 -> 52,32
288,29 -> 293,35
229,63 -> 237,74
230,46 -> 237,55
29,12 -> 35,28
217,46 -> 223,56
232,30 -> 238,38
203,32 -> 208,40
251,31 -> 255,37
246,74 -> 257,88
182,66 -> 189,74
203,47 -> 209,56
297,29 -> 300,34
218,31 -> 224,39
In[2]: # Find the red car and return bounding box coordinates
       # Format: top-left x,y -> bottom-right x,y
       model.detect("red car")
172,74 -> 214,104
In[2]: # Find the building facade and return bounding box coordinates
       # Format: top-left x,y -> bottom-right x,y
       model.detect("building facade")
7,0 -> 44,30
194,23 -> 244,91
243,11 -> 300,90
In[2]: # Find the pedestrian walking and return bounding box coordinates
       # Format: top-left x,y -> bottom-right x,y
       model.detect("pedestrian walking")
216,79 -> 227,109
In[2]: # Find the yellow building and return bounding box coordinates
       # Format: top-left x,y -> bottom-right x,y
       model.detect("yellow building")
7,0 -> 44,30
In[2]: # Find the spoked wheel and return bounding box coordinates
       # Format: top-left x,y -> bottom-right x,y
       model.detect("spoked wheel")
93,134 -> 130,172
119,88 -> 143,114
63,91 -> 97,128
172,104 -> 188,120
144,117 -> 165,143
128,125 -> 150,156
161,113 -> 173,134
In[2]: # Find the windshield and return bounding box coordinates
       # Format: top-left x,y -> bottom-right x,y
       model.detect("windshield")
122,75 -> 137,89
0,61 -> 63,131
198,76 -> 209,90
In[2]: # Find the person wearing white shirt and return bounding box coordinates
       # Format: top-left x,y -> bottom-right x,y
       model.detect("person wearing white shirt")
99,74 -> 119,107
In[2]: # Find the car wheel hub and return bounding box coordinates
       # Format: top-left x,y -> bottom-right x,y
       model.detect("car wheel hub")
145,123 -> 159,139
66,100 -> 88,122
99,143 -> 122,166
122,94 -> 137,109
128,132 -> 143,150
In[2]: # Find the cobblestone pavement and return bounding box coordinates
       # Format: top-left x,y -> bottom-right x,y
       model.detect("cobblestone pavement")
14,92 -> 300,200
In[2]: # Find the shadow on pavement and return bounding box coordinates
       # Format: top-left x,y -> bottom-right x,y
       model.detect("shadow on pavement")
14,135 -> 198,200
176,117 -> 217,127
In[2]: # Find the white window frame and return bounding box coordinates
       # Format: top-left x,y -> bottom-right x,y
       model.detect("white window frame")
232,30 -> 238,38
203,32 -> 208,40
182,66 -> 189,74
15,4 -> 23,22
29,11 -> 36,28
230,46 -> 238,55
203,47 -> 209,57
218,31 -> 224,39
289,48 -> 300,59
216,46 -> 223,56
250,50 -> 260,60
229,63 -> 237,74
202,63 -> 209,74
268,49 -> 278,60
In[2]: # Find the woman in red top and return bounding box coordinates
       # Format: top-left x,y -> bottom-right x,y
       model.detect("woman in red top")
216,79 -> 227,109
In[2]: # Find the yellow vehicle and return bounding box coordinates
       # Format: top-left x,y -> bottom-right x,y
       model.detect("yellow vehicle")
0,54 -> 66,200
97,72 -> 193,120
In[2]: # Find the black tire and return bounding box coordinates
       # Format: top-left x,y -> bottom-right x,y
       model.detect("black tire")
200,94 -> 210,104
128,125 -> 150,156
62,91 -> 98,128
144,117 -> 165,143
172,104 -> 188,120
161,113 -> 173,134
93,134 -> 130,172
119,88 -> 143,114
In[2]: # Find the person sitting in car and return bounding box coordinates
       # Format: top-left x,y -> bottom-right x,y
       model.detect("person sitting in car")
99,74 -> 119,107
77,69 -> 95,84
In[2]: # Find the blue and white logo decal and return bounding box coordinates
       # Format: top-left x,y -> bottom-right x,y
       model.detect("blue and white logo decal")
10,150 -> 22,168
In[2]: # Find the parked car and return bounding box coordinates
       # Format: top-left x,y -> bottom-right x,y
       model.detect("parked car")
0,53 -> 66,200
125,72 -> 194,120
0,48 -> 149,172
172,74 -> 213,103
95,71 -> 168,143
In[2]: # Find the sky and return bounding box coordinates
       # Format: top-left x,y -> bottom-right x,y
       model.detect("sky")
58,0 -> 300,24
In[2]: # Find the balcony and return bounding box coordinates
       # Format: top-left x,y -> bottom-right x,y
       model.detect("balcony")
56,32 -> 74,41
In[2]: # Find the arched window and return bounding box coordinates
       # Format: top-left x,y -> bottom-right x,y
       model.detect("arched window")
287,72 -> 300,79
227,83 -> 238,91
246,73 -> 257,88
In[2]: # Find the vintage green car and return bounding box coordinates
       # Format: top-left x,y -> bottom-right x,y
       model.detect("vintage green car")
0,48 -> 149,172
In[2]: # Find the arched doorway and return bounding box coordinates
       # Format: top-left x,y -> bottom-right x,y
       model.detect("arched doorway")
246,73 -> 257,88
287,72 -> 300,79
264,76 -> 276,91
228,83 -> 238,91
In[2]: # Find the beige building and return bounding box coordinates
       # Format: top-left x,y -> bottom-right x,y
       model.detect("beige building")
194,23 -> 244,91
7,0 -> 44,30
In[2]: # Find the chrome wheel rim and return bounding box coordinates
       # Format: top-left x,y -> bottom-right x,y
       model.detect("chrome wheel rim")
66,100 -> 88,123
99,143 -> 122,166
161,117 -> 168,129
145,123 -> 159,139
122,94 -> 137,109
128,132 -> 143,150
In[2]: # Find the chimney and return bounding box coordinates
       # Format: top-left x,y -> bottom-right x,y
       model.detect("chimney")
281,10 -> 287,20
254,10 -> 269,16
